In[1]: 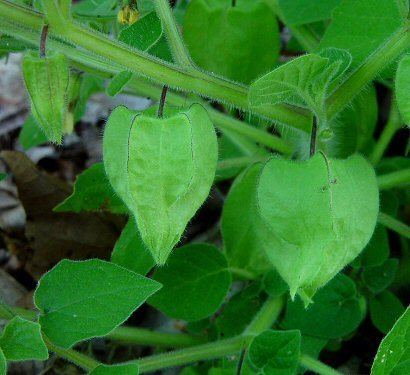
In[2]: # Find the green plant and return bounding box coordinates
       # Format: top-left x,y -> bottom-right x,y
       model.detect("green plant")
0,0 -> 409,374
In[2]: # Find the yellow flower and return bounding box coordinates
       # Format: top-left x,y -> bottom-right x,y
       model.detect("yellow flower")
117,5 -> 139,25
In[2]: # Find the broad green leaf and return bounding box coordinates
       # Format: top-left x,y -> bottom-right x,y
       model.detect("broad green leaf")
184,0 -> 280,84
22,51 -> 69,144
282,274 -> 364,339
357,225 -> 390,268
371,307 -> 410,375
262,270 -> 288,299
278,0 -> 342,25
106,71 -> 133,97
249,50 -> 350,120
216,284 -> 262,338
221,163 -> 271,277
73,0 -> 117,18
149,244 -> 231,321
0,317 -> 48,361
111,219 -> 154,275
119,11 -> 162,51
370,291 -> 405,334
363,258 -> 399,293
18,115 -> 48,150
103,104 -> 218,265
319,0 -> 407,68
34,259 -> 161,348
256,153 -> 379,301
0,173 -> 6,181
90,363 -> 139,374
54,163 -> 127,214
396,55 -> 410,126
0,349 -> 5,375
247,329 -> 301,375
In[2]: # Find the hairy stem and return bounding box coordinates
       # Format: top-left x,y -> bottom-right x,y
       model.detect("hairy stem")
378,212 -> 410,239
153,0 -> 193,67
327,26 -> 410,119
0,0 -> 311,132
369,104 -> 402,165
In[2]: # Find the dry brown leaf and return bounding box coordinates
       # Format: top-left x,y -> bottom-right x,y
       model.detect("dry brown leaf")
1,151 -> 122,279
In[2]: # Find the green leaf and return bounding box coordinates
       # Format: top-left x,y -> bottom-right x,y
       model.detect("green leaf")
262,270 -> 288,299
278,0 -> 342,25
282,274 -> 364,339
221,163 -> 271,277
0,317 -> 48,361
54,163 -> 127,214
106,71 -> 133,97
370,291 -> 405,334
216,284 -> 262,338
249,50 -> 351,118
256,153 -> 379,301
0,173 -> 6,182
22,51 -> 70,144
111,218 -> 154,275
357,225 -> 390,268
184,0 -> 280,84
149,244 -> 231,321
247,329 -> 301,375
396,55 -> 410,126
319,0 -> 406,68
363,258 -> 399,293
103,104 -> 218,265
0,349 -> 6,375
18,115 -> 48,150
34,259 -> 161,348
371,307 -> 410,375
89,363 -> 139,374
119,11 -> 162,50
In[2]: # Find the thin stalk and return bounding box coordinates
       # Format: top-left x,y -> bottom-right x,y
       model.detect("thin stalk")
153,0 -> 193,67
378,212 -> 410,239
310,116 -> 318,157
369,104 -> 402,165
377,168 -> 410,190
300,354 -> 342,375
157,85 -> 168,118
39,24 -> 48,57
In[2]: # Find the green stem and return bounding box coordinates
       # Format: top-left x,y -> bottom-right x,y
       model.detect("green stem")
153,0 -> 193,67
327,26 -> 410,119
107,327 -> 205,348
369,104 -> 402,165
378,168 -> 410,190
244,296 -> 284,335
378,212 -> 410,239
36,0 -> 310,132
138,335 -> 250,373
45,336 -> 100,371
300,353 -> 342,375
